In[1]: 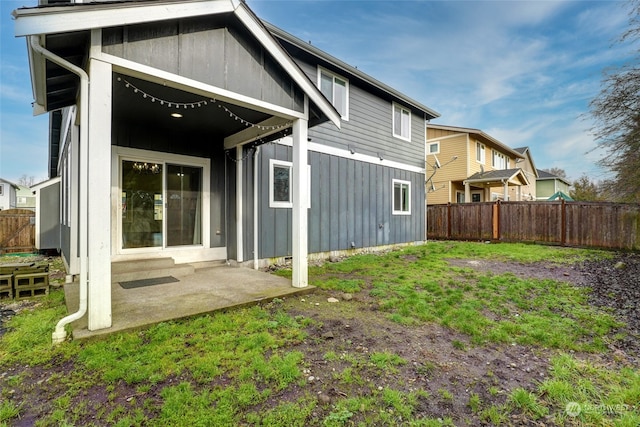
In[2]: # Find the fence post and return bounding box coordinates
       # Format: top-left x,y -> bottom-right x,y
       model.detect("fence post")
492,201 -> 500,240
447,202 -> 452,239
561,199 -> 566,247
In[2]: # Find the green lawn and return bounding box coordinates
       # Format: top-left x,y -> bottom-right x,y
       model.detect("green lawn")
1,241 -> 638,426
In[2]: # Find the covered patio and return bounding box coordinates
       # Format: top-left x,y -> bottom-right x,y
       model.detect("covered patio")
64,265 -> 313,341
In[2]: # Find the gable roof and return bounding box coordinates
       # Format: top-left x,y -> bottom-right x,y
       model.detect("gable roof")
536,169 -> 572,186
548,191 -> 574,201
427,124 -> 525,160
265,22 -> 440,121
13,0 -> 341,129
513,146 -> 539,178
465,168 -> 530,186
0,178 -> 20,190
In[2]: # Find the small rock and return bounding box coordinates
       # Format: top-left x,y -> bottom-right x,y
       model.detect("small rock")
321,331 -> 334,340
318,393 -> 331,404
327,297 -> 339,303
341,293 -> 353,301
614,261 -> 626,270
308,376 -> 315,382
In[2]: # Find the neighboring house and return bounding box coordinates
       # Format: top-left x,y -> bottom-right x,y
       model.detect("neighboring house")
0,178 -> 19,210
513,147 -> 538,201
536,169 -> 573,201
16,185 -> 37,211
14,0 -> 439,332
32,177 -> 62,251
425,124 -> 528,204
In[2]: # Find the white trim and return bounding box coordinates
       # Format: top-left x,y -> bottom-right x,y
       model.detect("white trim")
426,132 -> 467,143
291,117 -> 309,288
317,66 -> 349,121
269,159 -> 311,209
14,0 -> 235,36
233,4 -> 341,129
269,159 -> 293,208
236,146 -> 243,262
476,142 -> 486,164
392,179 -> 411,215
102,53 -> 305,121
111,146 -> 211,257
392,103 -> 411,142
427,141 -> 440,155
275,137 -> 425,174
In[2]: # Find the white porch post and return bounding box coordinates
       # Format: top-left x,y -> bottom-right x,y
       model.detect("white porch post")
464,182 -> 471,203
86,49 -> 112,330
503,181 -> 509,201
291,117 -> 309,288
236,145 -> 244,263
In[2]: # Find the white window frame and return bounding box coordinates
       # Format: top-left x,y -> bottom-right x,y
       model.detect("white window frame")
269,159 -> 311,209
269,159 -> 293,208
392,103 -> 411,141
318,67 -> 349,121
476,142 -> 485,164
492,150 -> 507,170
428,141 -> 440,155
392,179 -> 411,215
0,184 -> 4,196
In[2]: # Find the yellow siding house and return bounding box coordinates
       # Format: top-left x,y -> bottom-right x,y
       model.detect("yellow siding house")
426,124 -> 530,204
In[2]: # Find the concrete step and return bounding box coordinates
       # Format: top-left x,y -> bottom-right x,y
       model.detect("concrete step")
189,260 -> 228,271
112,258 -> 176,274
112,258 -> 195,283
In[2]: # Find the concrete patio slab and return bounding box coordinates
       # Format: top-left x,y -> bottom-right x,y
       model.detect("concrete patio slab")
63,266 -> 313,340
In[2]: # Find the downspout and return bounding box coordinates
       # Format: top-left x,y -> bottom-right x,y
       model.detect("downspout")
29,36 -> 89,344
253,146 -> 260,269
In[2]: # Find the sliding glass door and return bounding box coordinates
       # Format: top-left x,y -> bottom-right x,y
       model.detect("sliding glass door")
121,159 -> 202,250
166,164 -> 202,246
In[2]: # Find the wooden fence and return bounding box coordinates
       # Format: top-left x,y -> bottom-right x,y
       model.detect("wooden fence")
0,209 -> 36,254
427,201 -> 640,251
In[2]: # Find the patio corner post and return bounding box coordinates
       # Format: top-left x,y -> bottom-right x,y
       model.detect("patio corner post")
291,117 -> 309,288
86,42 -> 112,331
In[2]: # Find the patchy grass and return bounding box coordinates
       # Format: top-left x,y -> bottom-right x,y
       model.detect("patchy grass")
291,242 -> 620,352
0,241 -> 637,426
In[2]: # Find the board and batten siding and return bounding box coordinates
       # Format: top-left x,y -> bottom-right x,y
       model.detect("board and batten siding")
102,16 -> 304,113
294,61 -> 426,169
251,144 -> 425,260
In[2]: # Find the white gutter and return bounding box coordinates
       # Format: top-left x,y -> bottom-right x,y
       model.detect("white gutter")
253,146 -> 260,269
29,36 -> 89,344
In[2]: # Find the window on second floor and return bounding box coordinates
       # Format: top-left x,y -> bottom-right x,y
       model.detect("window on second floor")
492,150 -> 507,170
393,103 -> 411,141
319,68 -> 349,120
428,141 -> 440,155
476,142 -> 486,164
0,184 -> 4,196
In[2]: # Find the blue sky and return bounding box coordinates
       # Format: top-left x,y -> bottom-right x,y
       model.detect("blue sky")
1,0 -> 635,184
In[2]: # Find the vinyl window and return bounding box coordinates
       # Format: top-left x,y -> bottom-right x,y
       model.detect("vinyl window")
476,142 -> 485,163
428,141 -> 440,154
393,103 -> 411,141
269,159 -> 311,209
319,68 -> 349,120
492,151 -> 507,170
392,179 -> 411,215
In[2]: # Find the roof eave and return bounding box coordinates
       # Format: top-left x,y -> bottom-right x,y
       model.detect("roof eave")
265,21 -> 440,120
428,124 -> 524,159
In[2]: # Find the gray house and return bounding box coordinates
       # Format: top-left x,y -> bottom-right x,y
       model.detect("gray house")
13,0 -> 439,333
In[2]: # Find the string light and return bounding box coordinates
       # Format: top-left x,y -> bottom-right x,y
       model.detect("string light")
117,77 -> 292,131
